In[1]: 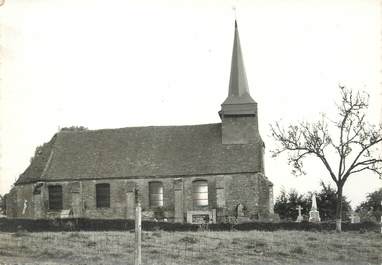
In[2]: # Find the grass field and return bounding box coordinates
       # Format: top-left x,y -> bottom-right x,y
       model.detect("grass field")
0,230 -> 380,265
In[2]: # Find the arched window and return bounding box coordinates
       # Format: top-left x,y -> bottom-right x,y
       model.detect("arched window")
96,183 -> 110,208
193,180 -> 208,207
48,185 -> 63,210
149,182 -> 163,207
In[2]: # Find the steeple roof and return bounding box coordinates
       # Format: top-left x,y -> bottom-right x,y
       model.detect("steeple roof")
220,21 -> 257,117
222,20 -> 256,105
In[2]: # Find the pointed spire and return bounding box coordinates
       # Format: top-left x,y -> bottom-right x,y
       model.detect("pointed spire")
225,20 -> 255,104
220,21 -> 257,117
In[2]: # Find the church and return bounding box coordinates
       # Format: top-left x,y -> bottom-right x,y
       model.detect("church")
6,22 -> 274,223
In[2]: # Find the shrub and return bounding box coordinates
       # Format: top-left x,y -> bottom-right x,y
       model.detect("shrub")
0,218 -> 379,232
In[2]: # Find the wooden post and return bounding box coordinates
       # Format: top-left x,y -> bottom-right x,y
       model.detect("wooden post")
134,202 -> 142,265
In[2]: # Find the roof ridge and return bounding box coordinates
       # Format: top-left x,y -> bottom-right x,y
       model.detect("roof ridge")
58,123 -> 222,134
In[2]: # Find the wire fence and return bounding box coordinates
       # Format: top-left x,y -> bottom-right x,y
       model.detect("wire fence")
0,229 -> 381,265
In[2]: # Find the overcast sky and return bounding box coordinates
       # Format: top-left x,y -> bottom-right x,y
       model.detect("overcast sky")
1,0 -> 381,208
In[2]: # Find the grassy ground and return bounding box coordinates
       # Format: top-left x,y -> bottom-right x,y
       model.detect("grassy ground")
0,230 -> 380,265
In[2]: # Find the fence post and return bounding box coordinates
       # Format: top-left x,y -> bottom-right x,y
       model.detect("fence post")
134,202 -> 142,265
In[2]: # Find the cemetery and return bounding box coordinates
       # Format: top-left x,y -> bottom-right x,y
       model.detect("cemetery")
0,195 -> 381,264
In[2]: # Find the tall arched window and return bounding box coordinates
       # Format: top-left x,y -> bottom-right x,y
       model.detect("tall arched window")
149,182 -> 163,207
96,183 -> 110,208
193,180 -> 208,207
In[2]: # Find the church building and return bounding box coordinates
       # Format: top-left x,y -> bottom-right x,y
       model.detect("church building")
6,22 -> 274,223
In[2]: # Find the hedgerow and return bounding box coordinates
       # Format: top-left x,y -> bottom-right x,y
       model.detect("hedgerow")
0,218 -> 379,232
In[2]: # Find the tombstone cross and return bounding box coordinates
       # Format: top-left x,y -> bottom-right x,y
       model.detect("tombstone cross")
296,205 -> 303,216
295,205 -> 304,222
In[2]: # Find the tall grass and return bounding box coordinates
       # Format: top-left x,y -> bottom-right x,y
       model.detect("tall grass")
0,230 -> 380,265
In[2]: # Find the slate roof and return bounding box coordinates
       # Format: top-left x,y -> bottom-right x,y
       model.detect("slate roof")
15,123 -> 264,185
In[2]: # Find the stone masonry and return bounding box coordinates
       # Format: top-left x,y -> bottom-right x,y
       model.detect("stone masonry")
7,173 -> 272,223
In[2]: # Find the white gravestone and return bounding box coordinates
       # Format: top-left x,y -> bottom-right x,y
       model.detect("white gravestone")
60,209 -> 73,218
295,205 -> 303,222
236,203 -> 251,223
236,203 -> 245,217
22,200 -> 28,215
350,212 -> 360,224
309,194 -> 321,222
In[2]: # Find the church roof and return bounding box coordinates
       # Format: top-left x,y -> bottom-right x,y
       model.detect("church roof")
16,123 -> 263,184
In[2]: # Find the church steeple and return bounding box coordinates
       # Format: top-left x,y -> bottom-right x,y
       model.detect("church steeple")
220,20 -> 257,118
220,21 -> 261,145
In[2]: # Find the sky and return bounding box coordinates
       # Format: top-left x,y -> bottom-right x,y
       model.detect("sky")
0,0 -> 381,208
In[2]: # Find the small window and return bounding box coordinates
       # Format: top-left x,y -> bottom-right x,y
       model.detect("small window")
149,182 -> 163,207
193,180 -> 208,207
96,183 -> 110,208
48,185 -> 63,210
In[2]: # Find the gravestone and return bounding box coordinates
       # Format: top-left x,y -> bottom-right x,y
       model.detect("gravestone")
309,194 -> 321,222
236,203 -> 245,217
60,209 -> 73,218
236,203 -> 250,223
186,210 -> 216,224
22,200 -> 28,215
350,213 -> 360,224
192,214 -> 209,224
295,205 -> 303,222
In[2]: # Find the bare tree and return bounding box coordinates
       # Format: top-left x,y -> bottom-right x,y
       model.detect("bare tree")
270,86 -> 382,232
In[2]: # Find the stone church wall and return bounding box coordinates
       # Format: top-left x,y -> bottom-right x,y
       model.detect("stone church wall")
4,187 -> 18,218
6,173 -> 273,222
14,184 -> 34,218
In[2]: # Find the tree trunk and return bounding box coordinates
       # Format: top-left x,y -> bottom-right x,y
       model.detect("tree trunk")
335,185 -> 343,232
